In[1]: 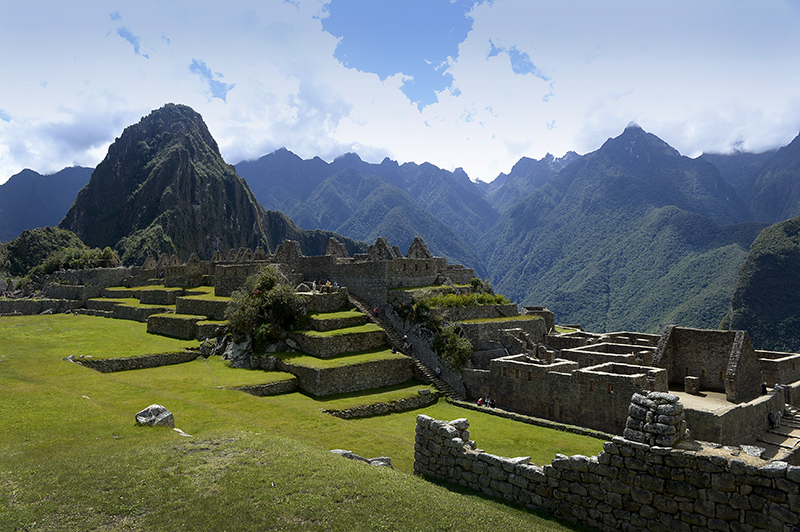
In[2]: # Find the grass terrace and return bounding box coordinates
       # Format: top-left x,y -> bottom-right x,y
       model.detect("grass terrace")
307,309 -> 364,320
296,322 -> 383,337
274,348 -> 406,368
0,314 -> 602,531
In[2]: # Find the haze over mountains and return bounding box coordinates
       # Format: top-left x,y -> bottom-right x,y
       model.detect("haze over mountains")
3,103 -> 800,348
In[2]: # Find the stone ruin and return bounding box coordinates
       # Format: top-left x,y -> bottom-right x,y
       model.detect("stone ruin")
623,391 -> 689,447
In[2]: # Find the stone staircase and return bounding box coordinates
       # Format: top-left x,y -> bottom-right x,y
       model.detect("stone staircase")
347,294 -> 464,401
757,404 -> 800,461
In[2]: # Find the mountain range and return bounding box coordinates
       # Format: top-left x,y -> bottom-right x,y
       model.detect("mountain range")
2,103 -> 800,348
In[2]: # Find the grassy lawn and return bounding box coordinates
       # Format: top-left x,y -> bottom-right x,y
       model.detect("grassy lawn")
179,292 -> 231,302
308,309 -> 363,320
297,323 -> 383,337
312,381 -> 438,410
275,348 -> 407,368
0,314 -> 602,531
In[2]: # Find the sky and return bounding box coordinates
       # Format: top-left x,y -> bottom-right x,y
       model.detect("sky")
1,0 -> 800,184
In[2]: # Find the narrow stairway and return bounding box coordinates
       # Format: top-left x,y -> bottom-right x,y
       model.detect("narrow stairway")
347,294 -> 465,401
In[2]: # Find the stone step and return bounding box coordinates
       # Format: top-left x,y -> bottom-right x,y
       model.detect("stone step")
347,294 -> 465,401
290,324 -> 386,358
308,310 -> 369,332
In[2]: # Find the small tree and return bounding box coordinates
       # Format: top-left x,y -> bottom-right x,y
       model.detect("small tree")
225,265 -> 306,348
433,324 -> 472,368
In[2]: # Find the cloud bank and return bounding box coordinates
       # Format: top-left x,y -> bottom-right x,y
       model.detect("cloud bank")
1,0 -> 799,184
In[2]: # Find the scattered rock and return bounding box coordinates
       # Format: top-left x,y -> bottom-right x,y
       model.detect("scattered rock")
135,404 -> 175,428
330,449 -> 393,468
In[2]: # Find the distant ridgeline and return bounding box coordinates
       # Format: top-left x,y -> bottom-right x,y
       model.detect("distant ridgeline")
3,101 -> 800,349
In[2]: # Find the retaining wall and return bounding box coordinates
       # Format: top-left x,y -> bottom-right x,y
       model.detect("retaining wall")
322,390 -> 441,419
414,415 -> 800,532
276,356 -> 413,396
0,298 -> 83,315
309,313 -> 368,332
290,328 -> 386,358
147,314 -> 204,340
176,297 -> 229,320
72,351 -> 199,372
232,377 -> 298,396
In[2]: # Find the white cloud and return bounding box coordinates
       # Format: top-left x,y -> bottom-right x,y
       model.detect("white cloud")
0,0 -> 799,184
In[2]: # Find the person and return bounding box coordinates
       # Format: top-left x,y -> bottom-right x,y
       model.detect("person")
477,397 -> 484,406
762,382 -> 769,395
768,412 -> 777,429
435,366 -> 441,379
312,280 -> 316,293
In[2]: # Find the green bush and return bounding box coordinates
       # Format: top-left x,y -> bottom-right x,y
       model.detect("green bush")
225,266 -> 306,347
28,246 -> 121,277
433,324 -> 472,368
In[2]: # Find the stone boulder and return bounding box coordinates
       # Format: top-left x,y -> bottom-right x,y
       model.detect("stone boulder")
135,404 -> 175,428
221,333 -> 253,369
330,449 -> 393,468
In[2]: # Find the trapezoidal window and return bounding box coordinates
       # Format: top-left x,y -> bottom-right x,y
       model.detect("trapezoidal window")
607,383 -> 614,394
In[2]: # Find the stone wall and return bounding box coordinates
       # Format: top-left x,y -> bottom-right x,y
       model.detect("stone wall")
309,313 -> 368,332
487,357 -> 668,435
298,289 -> 350,313
44,267 -> 137,288
276,356 -> 413,396
561,343 -> 655,369
43,284 -> 101,301
654,327 -> 762,403
147,313 -> 204,340
758,350 -> 800,388
322,390 -> 441,419
175,297 -> 229,320
684,391 -> 786,446
289,328 -> 386,358
73,351 -> 199,372
111,304 -> 171,323
414,414 -> 800,532
231,377 -> 298,396
214,263 -> 265,297
458,316 -> 547,348
0,298 -> 83,315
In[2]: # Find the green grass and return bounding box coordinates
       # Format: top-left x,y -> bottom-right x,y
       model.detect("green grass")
275,348 -> 407,368
90,297 -> 175,309
179,292 -> 231,302
297,323 -> 383,337
314,381 -> 438,410
0,314 -> 602,531
459,315 -> 543,324
308,309 -> 364,320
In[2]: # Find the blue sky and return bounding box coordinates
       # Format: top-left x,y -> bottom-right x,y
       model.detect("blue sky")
1,0 -> 800,184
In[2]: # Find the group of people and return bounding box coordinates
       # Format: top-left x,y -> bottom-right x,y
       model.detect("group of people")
477,396 -> 495,408
311,280 -> 338,294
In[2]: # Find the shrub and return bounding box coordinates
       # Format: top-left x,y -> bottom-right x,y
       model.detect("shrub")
225,265 -> 306,347
433,325 -> 472,368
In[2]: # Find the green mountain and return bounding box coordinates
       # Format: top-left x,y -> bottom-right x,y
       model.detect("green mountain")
481,125 -> 764,333
483,152 -> 580,212
303,168 -> 485,273
745,133 -> 800,223
0,167 -> 92,242
726,215 -> 800,351
60,104 -> 364,264
698,150 -> 776,206
236,150 -> 499,248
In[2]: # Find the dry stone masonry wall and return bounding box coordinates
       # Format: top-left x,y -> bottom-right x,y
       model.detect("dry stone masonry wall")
414,413 -> 800,532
